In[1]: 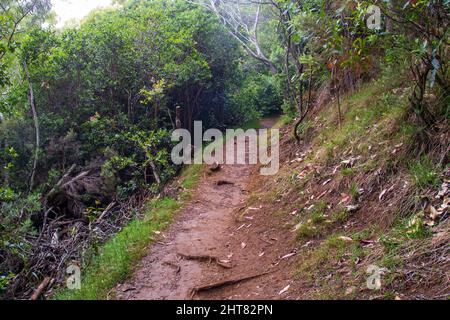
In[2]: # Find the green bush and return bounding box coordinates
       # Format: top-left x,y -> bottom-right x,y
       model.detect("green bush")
0,192 -> 41,279
226,74 -> 283,125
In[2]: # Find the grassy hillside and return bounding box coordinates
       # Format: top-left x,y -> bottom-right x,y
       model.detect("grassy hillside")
246,73 -> 448,300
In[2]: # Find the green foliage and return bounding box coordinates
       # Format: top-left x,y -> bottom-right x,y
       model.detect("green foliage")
297,223 -> 321,239
0,0 -> 249,195
101,156 -> 136,180
0,0 -> 51,85
126,129 -> 174,182
341,167 -> 356,177
380,211 -> 432,269
1,0 -> 250,206
0,187 -> 14,202
226,74 -> 283,125
0,192 -> 41,279
403,214 -> 431,240
0,273 -> 14,292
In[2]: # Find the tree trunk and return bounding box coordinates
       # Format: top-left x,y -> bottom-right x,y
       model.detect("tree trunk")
23,61 -> 40,193
284,36 -> 296,111
149,159 -> 161,185
336,83 -> 342,129
126,90 -> 134,122
2,139 -> 9,184
175,106 -> 182,129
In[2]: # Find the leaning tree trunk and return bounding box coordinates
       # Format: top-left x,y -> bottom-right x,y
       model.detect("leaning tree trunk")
149,159 -> 161,185
23,61 -> 40,193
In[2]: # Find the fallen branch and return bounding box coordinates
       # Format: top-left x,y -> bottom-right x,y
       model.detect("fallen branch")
30,277 -> 51,300
37,207 -> 54,242
96,202 -> 116,223
46,165 -> 77,199
60,171 -> 90,190
190,270 -> 273,298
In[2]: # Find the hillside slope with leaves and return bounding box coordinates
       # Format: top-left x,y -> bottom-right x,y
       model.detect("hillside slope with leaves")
245,70 -> 448,299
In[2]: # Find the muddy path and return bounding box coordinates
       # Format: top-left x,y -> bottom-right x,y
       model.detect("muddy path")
116,117 -> 298,300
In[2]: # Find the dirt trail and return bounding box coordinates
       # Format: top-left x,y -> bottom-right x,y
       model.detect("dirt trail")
116,117 -> 298,300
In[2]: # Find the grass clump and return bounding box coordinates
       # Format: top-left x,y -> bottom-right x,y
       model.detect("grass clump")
296,234 -> 349,279
377,212 -> 432,273
399,213 -> 432,240
409,156 -> 440,189
297,202 -> 330,239
332,208 -> 350,223
180,164 -> 203,190
349,182 -> 360,200
311,211 -> 326,224
297,223 -> 321,239
296,120 -> 313,136
341,167 -> 356,177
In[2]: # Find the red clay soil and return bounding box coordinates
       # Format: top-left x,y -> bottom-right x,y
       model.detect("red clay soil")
116,118 -> 302,300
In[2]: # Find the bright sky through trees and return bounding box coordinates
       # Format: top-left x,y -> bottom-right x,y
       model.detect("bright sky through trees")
52,0 -> 113,27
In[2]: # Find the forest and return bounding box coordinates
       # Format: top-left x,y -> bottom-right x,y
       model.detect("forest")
0,0 -> 448,300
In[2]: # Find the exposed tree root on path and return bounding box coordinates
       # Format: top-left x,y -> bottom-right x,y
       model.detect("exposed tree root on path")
189,271 -> 274,298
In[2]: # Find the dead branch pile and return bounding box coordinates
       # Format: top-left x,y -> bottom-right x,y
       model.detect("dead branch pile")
3,166 -> 153,299
45,164 -> 106,219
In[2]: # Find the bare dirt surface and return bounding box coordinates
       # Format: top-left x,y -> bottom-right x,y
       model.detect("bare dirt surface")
260,116 -> 280,129
116,117 -> 300,300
